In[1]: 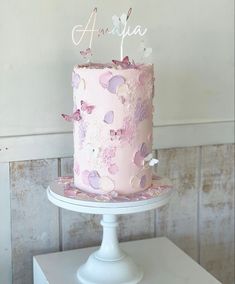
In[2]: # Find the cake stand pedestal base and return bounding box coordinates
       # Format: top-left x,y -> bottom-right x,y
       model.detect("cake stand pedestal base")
77,215 -> 143,284
47,178 -> 173,284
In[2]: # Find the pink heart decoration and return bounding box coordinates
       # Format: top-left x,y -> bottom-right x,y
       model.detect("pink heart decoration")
88,170 -> 100,189
108,164 -> 119,175
99,71 -> 113,88
107,75 -> 125,94
104,111 -> 114,124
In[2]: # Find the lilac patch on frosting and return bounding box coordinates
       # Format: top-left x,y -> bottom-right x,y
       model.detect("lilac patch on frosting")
134,99 -> 150,123
108,75 -> 125,94
88,171 -> 100,189
104,111 -> 114,124
134,151 -> 143,167
134,142 -> 149,167
99,71 -> 113,88
72,72 -> 80,88
140,143 -> 148,157
140,175 -> 147,188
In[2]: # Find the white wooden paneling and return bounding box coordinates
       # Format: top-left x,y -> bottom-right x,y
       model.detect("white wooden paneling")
155,147 -> 200,261
0,132 -> 73,162
0,163 -> 12,284
153,121 -> 234,149
199,144 -> 234,284
10,159 -> 60,284
0,121 -> 234,162
118,212 -> 155,242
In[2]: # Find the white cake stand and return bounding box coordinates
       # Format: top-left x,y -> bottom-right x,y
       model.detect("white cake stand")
47,178 -> 173,284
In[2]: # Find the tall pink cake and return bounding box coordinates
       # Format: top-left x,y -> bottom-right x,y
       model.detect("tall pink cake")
69,61 -> 154,195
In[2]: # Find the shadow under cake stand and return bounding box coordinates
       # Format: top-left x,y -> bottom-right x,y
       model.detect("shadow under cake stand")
47,177 -> 173,284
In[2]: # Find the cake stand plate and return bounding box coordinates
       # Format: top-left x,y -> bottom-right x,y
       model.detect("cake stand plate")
47,178 -> 173,284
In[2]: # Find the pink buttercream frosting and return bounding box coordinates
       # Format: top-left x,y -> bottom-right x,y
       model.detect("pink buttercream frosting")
72,63 -> 154,195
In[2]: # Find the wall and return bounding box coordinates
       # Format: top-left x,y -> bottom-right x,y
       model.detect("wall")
0,0 -> 234,283
0,0 -> 234,140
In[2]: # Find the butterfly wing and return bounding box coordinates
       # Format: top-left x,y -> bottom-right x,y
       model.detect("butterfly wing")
80,48 -> 92,59
61,114 -> 73,122
81,101 -> 94,114
72,109 -> 82,121
149,158 -> 159,167
122,56 -> 130,64
112,59 -> 122,66
120,13 -> 127,26
112,15 -> 120,31
86,105 -> 95,114
144,153 -> 153,162
81,100 -> 87,111
110,129 -> 116,140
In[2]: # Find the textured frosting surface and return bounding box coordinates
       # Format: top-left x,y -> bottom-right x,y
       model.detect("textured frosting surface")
72,64 -> 154,195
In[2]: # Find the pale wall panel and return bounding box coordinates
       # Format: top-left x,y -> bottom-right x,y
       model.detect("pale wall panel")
0,0 -> 234,136
0,163 -> 12,284
155,147 -> 200,261
10,159 -> 59,284
119,211 -> 155,242
199,144 -> 234,284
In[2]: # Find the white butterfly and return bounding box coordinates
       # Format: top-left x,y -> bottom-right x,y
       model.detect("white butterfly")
149,158 -> 159,167
111,14 -> 127,35
144,154 -> 159,166
144,153 -> 153,162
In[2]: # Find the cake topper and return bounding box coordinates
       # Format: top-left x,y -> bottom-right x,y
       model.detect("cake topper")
72,8 -> 149,61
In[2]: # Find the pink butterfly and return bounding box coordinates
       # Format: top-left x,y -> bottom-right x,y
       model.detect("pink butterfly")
80,48 -> 92,59
110,129 -> 124,140
81,100 -> 95,114
112,56 -> 137,69
61,109 -> 81,122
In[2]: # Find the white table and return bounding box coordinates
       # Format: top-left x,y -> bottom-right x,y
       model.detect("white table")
33,237 -> 221,284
